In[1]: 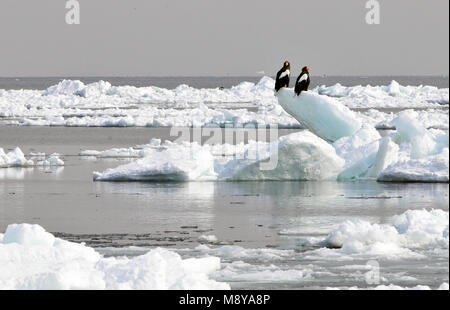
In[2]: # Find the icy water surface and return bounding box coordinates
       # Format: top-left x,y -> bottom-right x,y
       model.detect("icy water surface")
1,126 -> 448,289
0,76 -> 448,289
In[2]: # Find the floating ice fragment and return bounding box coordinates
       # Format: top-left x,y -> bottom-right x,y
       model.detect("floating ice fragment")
277,89 -> 362,142
0,224 -> 229,290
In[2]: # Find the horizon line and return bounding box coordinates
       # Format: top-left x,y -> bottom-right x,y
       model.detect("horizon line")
1,74 -> 449,79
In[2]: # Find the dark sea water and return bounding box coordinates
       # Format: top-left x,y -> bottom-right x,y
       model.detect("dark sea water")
0,76 -> 448,90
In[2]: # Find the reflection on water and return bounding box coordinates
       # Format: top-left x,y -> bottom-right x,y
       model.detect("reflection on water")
0,154 -> 449,290
36,166 -> 65,176
1,157 -> 448,245
0,167 -> 34,180
96,180 -> 216,198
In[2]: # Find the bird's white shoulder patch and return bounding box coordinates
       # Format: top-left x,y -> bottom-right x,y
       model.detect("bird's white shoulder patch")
298,73 -> 308,83
279,70 -> 290,79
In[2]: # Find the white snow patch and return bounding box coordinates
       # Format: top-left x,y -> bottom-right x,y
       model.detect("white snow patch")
93,131 -> 345,182
377,148 -> 449,183
93,143 -> 217,182
213,261 -> 313,283
322,209 -> 449,258
0,223 -> 229,290
90,111 -> 448,183
2,78 -> 446,129
1,147 -> 64,168
191,245 -> 296,262
219,131 -> 345,181
0,147 -> 34,168
315,80 -> 449,108
376,111 -> 449,182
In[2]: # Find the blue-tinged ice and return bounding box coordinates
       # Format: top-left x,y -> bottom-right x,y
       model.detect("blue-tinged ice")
277,88 -> 362,142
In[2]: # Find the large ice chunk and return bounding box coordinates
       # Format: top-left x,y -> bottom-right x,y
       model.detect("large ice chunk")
376,111 -> 449,182
377,148 -> 449,183
277,88 -> 362,142
43,79 -> 86,96
316,80 -> 449,108
334,110 -> 449,182
93,132 -> 345,182
0,147 -> 34,168
391,110 -> 439,159
324,209 -> 449,255
1,147 -> 64,168
366,137 -> 399,179
0,223 -> 229,290
93,143 -> 217,182
220,131 -> 345,181
333,126 -> 381,180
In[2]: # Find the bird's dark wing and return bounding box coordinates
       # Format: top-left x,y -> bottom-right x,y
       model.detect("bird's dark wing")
276,69 -> 282,80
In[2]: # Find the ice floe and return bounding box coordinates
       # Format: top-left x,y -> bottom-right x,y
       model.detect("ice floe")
0,147 -> 64,168
377,149 -> 449,183
93,131 -> 345,182
316,80 -> 449,108
212,261 -> 313,283
218,131 -> 345,181
1,77 -> 447,129
58,80 -> 447,184
0,223 -> 229,290
93,143 -> 217,181
321,209 -> 449,258
360,108 -> 449,130
90,115 -> 448,183
276,89 -> 362,142
2,210 -> 446,290
334,111 -> 449,182
191,245 -> 296,262
0,147 -> 33,168
376,111 -> 449,183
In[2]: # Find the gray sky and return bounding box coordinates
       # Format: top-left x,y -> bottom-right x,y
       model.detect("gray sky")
0,0 -> 448,77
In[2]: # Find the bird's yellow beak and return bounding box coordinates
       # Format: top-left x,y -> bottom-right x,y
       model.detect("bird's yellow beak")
307,67 -> 310,71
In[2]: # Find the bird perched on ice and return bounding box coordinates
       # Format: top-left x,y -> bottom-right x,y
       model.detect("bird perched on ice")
275,61 -> 291,92
294,66 -> 311,96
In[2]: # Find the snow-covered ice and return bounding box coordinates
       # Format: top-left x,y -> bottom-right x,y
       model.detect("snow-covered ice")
1,147 -> 64,168
93,143 -> 217,181
276,89 -> 362,142
1,208 -> 447,290
100,208 -> 448,289
323,209 -> 449,256
0,223 -> 229,290
377,149 -> 449,183
359,108 -> 449,130
36,154 -> 65,166
93,131 -> 345,182
212,261 -> 314,283
0,147 -> 33,168
218,131 -> 345,181
90,109 -> 448,183
316,80 -> 449,108
333,110 -> 449,182
376,111 -> 449,183
1,77 -> 447,129
3,77 -> 442,183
